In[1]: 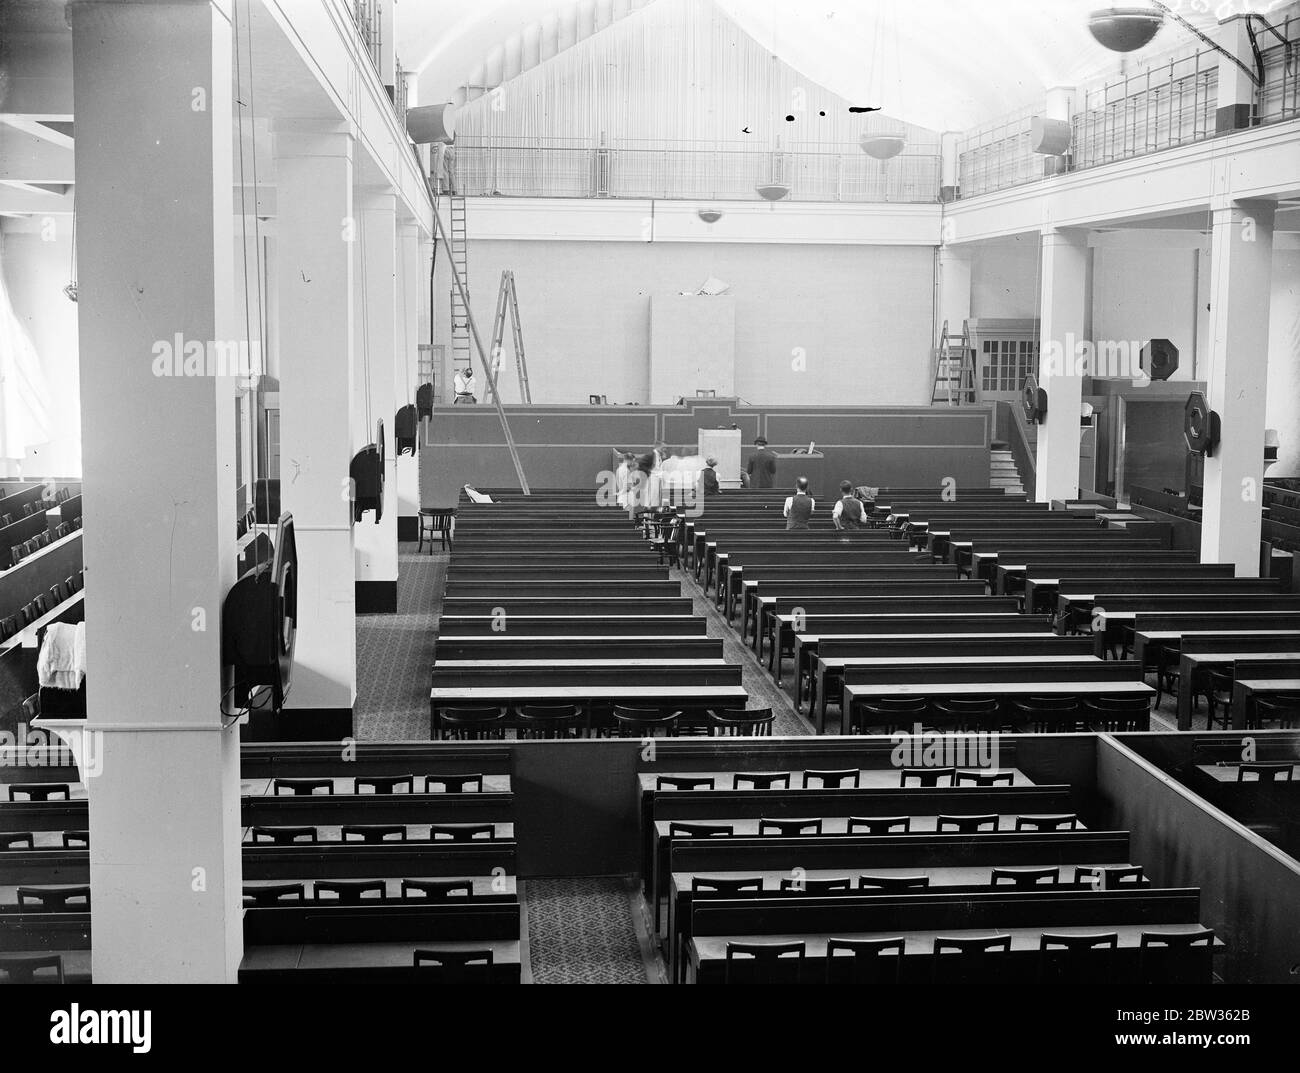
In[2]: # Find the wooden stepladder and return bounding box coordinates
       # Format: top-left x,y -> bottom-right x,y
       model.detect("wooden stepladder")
931,319 -> 977,405
489,270 -> 533,404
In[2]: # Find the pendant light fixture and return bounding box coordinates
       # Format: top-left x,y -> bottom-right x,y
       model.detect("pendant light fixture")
858,1 -> 906,161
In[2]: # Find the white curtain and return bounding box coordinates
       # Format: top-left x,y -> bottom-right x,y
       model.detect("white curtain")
0,246 -> 53,467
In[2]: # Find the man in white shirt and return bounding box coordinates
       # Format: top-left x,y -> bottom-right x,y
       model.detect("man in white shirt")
453,367 -> 478,404
783,478 -> 815,530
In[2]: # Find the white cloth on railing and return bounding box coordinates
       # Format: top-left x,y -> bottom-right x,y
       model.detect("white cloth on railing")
37,621 -> 85,691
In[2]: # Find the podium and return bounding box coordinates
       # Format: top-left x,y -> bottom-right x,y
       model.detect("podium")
772,451 -> 825,498
698,428 -> 743,489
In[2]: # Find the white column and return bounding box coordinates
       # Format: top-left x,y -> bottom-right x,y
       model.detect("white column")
937,246 -> 972,335
70,0 -> 242,983
274,122 -> 356,723
1035,228 -> 1089,503
1202,200 -> 1275,575
353,192 -> 398,611
397,220 -> 422,537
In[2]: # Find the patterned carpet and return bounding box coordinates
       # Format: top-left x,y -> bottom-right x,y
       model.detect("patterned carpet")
353,544 -> 445,740
523,877 -> 652,984
675,564 -> 813,736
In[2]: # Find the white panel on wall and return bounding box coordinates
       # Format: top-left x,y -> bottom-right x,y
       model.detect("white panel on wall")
441,237 -> 935,406
971,237 -> 1039,321
1093,245 -> 1199,380
648,293 -> 736,404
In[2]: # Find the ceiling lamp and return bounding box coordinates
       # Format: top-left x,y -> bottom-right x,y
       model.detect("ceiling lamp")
697,208 -> 724,224
1087,5 -> 1165,52
859,133 -> 905,160
755,184 -> 790,202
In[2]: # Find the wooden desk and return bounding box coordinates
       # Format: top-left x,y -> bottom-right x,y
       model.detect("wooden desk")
1231,678 -> 1300,730
1176,651 -> 1300,731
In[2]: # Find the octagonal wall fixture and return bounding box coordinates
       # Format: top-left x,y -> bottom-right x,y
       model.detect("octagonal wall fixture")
1183,390 -> 1221,457
1088,5 -> 1165,52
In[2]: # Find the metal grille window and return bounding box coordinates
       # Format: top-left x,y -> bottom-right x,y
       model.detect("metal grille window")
957,107 -> 1040,198
980,339 -> 1038,392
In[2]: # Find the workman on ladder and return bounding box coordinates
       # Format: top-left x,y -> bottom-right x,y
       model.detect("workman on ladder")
453,366 -> 478,404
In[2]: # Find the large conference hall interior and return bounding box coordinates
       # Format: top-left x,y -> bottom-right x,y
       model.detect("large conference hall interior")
0,0 -> 1298,991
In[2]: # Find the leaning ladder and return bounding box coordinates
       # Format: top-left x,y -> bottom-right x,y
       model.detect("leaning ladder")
489,270 -> 533,404
429,190 -> 531,494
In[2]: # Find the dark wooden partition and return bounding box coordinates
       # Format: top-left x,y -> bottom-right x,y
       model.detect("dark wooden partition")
421,400 -> 994,503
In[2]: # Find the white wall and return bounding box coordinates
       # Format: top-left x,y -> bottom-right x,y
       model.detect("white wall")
970,236 -> 1039,320
1092,242 -> 1203,380
1,220 -> 82,477
441,238 -> 936,405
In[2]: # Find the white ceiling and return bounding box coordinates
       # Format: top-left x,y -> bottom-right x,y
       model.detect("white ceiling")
398,0 -> 1278,132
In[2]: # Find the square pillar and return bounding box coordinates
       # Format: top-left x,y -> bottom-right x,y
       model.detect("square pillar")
1035,228 -> 1089,503
1215,16 -> 1257,132
1202,200 -> 1275,575
396,220 -> 423,541
353,192 -> 398,612
937,246 -> 972,336
70,0 -> 242,982
274,122 -> 356,729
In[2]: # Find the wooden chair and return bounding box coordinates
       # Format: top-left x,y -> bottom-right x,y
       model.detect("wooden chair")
7,783 -> 71,802
1236,761 -> 1294,783
802,768 -> 860,789
1014,814 -> 1081,831
517,702 -> 583,739
758,817 -> 822,837
858,874 -> 930,892
424,773 -> 485,793
0,954 -> 65,985
990,866 -> 1060,888
610,704 -> 679,738
1038,932 -> 1119,984
847,815 -> 911,835
401,879 -> 474,900
854,695 -> 928,734
1205,669 -> 1236,730
900,766 -> 955,788
417,507 -> 456,553
62,831 -> 89,848
692,876 -> 763,895
937,814 -> 998,833
826,937 -> 905,984
668,821 -> 733,838
1254,694 -> 1300,730
271,777 -> 333,796
1073,865 -> 1144,889
933,935 -> 1013,984
353,774 -> 415,794
732,771 -> 790,790
932,696 -> 1000,732
242,883 -> 306,906
249,825 -> 318,845
315,879 -> 385,903
724,941 -> 806,984
440,705 -> 507,741
1137,929 -> 1215,985
1084,694 -> 1152,733
429,823 -> 496,842
341,824 -> 407,843
655,775 -> 715,790
955,769 -> 1012,787
1011,695 -> 1086,733
16,886 -> 91,910
1,832 -> 36,850
780,876 -> 852,893
708,707 -> 774,737
412,948 -> 495,983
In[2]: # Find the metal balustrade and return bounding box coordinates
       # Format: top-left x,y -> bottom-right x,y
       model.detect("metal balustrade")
450,136 -> 942,203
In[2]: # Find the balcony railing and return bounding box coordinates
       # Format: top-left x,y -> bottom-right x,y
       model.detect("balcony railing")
449,136 -> 942,203
956,106 -> 1041,200
352,0 -> 381,71
1070,49 -> 1218,171
1255,12 -> 1300,126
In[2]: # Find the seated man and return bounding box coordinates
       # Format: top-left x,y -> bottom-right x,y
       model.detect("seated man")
783,478 -> 815,530
700,457 -> 721,496
832,480 -> 866,529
